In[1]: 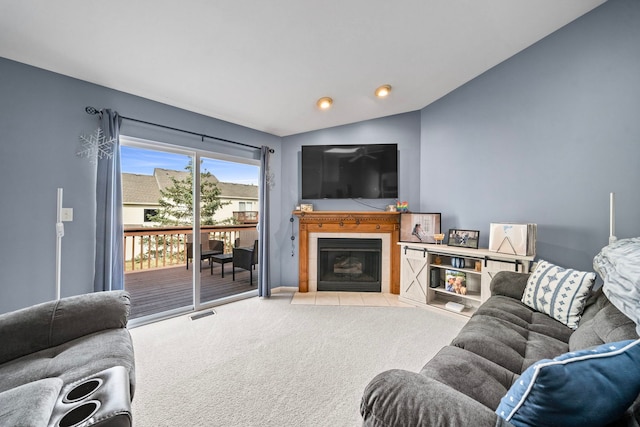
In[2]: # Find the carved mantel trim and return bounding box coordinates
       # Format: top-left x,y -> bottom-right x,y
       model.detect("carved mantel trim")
293,211 -> 401,294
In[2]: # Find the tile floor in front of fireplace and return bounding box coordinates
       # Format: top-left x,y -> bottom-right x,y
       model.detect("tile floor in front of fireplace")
291,291 -> 414,307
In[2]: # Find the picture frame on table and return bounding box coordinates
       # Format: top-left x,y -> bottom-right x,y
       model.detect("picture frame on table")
400,213 -> 441,243
445,270 -> 467,295
447,229 -> 480,249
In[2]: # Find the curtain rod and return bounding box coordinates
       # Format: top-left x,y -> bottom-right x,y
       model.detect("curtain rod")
84,106 -> 274,153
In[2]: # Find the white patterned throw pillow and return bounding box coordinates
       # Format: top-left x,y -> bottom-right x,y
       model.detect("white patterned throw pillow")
522,260 -> 596,329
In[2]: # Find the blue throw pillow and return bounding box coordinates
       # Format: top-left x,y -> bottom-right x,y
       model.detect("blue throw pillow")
496,339 -> 640,427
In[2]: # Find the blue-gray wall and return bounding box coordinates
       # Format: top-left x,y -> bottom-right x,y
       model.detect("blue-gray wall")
0,58 -> 281,313
419,0 -> 640,273
279,111 -> 422,287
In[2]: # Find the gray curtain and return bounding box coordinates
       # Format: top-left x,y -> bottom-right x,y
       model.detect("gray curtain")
258,146 -> 271,297
94,109 -> 124,292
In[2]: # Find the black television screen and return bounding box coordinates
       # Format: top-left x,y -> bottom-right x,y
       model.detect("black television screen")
301,144 -> 398,199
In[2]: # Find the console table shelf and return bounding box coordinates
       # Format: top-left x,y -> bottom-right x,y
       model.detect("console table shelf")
399,242 -> 534,317
432,286 -> 481,302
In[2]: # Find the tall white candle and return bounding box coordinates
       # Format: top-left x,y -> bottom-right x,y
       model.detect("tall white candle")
56,188 -> 63,300
609,192 -> 615,238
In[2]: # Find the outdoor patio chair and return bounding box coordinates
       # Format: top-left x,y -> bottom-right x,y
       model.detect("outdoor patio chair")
186,239 -> 224,270
234,229 -> 259,250
232,239 -> 258,285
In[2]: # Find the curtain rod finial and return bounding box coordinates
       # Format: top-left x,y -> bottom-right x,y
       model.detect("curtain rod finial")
85,106 -> 101,115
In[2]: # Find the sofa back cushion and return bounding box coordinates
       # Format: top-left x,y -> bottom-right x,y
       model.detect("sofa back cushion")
578,287 -> 609,323
570,291 -> 639,351
0,291 -> 130,364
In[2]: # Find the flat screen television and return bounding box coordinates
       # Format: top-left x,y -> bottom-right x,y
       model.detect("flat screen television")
301,144 -> 398,199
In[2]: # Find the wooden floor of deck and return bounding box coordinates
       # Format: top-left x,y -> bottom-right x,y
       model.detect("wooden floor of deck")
125,261 -> 257,319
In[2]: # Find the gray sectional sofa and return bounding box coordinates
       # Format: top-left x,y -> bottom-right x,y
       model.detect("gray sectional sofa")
0,291 -> 135,426
361,271 -> 640,426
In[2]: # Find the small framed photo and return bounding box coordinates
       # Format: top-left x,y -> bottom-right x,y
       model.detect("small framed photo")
445,270 -> 467,295
400,213 -> 441,243
447,229 -> 480,249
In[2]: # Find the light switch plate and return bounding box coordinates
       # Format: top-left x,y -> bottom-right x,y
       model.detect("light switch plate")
61,208 -> 73,222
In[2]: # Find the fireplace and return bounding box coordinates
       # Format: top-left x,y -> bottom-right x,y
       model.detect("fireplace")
317,238 -> 382,292
293,211 -> 401,294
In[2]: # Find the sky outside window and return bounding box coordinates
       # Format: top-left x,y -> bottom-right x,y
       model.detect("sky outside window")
121,146 -> 259,185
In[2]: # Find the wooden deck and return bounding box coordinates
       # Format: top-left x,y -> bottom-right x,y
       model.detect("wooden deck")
125,261 -> 257,319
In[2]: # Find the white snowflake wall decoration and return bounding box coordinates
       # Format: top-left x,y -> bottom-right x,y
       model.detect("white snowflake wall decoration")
76,128 -> 116,164
265,170 -> 276,190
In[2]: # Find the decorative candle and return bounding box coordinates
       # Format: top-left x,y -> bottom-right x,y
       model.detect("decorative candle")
610,192 -> 615,237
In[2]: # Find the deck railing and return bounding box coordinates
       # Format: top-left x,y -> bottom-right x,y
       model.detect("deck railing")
124,224 -> 257,271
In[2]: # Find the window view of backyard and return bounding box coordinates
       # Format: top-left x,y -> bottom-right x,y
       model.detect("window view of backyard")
120,144 -> 260,320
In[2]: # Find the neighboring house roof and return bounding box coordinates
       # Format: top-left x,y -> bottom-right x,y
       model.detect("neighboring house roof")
216,182 -> 259,199
122,174 -> 162,204
122,168 -> 258,205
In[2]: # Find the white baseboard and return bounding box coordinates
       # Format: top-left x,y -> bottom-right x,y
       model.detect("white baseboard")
271,286 -> 297,294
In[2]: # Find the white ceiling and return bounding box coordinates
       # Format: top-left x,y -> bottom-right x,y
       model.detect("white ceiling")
0,0 -> 606,137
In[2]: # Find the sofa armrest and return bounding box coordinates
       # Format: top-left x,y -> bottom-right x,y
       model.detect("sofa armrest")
0,378 -> 63,427
490,271 -> 530,300
361,369 -> 508,427
0,291 -> 130,364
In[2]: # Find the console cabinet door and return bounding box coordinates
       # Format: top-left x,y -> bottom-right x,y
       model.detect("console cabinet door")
400,248 -> 429,304
481,260 -> 525,302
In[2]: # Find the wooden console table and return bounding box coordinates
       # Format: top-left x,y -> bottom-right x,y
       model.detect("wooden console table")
293,211 -> 401,294
399,242 -> 534,317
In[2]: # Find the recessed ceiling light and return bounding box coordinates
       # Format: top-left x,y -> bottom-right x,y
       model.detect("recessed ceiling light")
316,97 -> 333,110
375,84 -> 392,98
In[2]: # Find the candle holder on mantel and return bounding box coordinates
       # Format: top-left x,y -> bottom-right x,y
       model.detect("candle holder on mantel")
434,234 -> 445,245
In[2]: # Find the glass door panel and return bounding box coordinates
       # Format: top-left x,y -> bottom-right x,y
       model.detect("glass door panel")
121,145 -> 195,320
198,156 -> 260,305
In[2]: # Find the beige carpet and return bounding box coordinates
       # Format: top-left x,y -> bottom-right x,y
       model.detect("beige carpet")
290,291 -> 413,306
129,288 -> 467,427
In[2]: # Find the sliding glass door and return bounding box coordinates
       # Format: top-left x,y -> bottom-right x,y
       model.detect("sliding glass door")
120,138 -> 260,323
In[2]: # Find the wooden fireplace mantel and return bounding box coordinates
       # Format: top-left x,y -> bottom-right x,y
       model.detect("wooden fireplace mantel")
293,211 -> 400,294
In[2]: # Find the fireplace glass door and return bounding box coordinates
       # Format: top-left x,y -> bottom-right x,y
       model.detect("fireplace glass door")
317,238 -> 382,292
